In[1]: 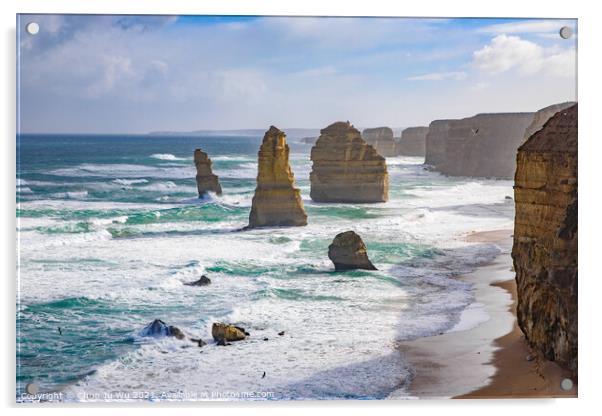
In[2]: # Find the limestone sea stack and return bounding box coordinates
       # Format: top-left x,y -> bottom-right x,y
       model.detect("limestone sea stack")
247,126 -> 307,228
424,119 -> 453,166
512,103 -> 578,376
328,231 -> 376,271
397,126 -> 428,157
310,121 -> 389,203
441,112 -> 535,178
194,149 -> 222,197
362,127 -> 397,157
522,102 -> 576,143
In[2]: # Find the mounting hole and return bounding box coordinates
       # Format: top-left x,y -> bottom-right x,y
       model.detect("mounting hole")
559,26 -> 573,40
560,378 -> 574,391
26,22 -> 40,35
25,382 -> 38,395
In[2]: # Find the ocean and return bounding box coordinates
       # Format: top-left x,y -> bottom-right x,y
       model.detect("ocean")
16,134 -> 514,401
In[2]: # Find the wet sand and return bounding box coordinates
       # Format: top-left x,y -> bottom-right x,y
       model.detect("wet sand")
391,229 -> 577,399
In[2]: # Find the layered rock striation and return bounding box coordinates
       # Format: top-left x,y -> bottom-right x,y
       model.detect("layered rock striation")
310,122 -> 389,203
522,102 -> 576,143
194,149 -> 222,197
440,112 -> 535,178
328,231 -> 376,271
512,104 -> 578,376
362,127 -> 397,157
247,126 -> 307,228
397,126 -> 428,157
424,119 -> 453,166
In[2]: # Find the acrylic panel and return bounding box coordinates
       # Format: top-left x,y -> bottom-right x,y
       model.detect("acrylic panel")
16,14 -> 578,402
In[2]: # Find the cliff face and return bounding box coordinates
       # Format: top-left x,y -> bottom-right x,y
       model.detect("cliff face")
247,126 -> 307,228
397,126 -> 428,157
362,127 -> 397,157
194,149 -> 222,197
440,113 -> 535,178
310,121 -> 389,203
523,102 -> 576,143
512,104 -> 578,376
424,119 -> 452,166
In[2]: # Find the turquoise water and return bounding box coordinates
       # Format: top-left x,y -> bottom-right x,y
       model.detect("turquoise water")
16,134 -> 514,401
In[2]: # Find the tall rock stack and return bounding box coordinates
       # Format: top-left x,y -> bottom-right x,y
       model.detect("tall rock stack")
361,127 -> 397,157
247,126 -> 307,228
441,113 -> 535,178
396,126 -> 428,157
512,104 -> 578,376
424,119 -> 452,166
194,149 -> 222,197
522,102 -> 576,143
310,121 -> 389,203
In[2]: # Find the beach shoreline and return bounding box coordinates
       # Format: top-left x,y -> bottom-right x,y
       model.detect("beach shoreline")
390,229 -> 577,399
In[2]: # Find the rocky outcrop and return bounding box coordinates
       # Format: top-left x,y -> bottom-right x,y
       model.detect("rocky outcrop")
397,126 -> 428,157
522,102 -> 576,143
184,275 -> 211,286
310,122 -> 389,202
424,119 -> 453,166
512,104 -> 577,376
211,323 -> 248,343
328,231 -> 377,271
247,126 -> 307,228
440,113 -> 535,178
194,149 -> 222,197
140,319 -> 186,340
362,127 -> 397,157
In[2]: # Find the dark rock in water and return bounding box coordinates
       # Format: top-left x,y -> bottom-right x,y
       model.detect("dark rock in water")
211,322 -> 247,342
278,331 -> 285,336
191,338 -> 207,347
505,195 -> 513,200
328,230 -> 377,271
140,319 -> 185,340
168,326 -> 186,340
184,275 -> 211,286
263,337 -> 269,341
216,339 -> 231,346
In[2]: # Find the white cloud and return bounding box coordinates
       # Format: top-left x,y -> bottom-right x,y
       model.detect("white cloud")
406,71 -> 467,81
472,34 -> 575,78
477,20 -> 575,36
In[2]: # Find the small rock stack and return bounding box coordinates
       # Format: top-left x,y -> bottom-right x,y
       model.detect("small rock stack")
194,149 -> 222,197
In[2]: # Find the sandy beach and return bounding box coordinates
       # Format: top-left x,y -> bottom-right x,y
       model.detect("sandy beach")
391,229 -> 577,399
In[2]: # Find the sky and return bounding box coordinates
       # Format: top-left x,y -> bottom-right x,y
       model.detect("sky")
17,15 -> 577,134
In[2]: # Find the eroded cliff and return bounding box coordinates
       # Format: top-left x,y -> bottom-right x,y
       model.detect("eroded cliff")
397,126 -> 428,157
362,127 -> 397,157
424,119 -> 452,166
440,113 -> 535,178
310,121 -> 389,203
512,103 -> 578,376
247,126 -> 307,228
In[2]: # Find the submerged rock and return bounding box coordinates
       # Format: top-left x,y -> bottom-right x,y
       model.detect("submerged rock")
184,275 -> 211,286
362,127 -> 397,157
247,126 -> 307,228
512,103 -> 578,377
328,231 -> 377,271
194,149 -> 222,197
310,121 -> 389,203
211,322 -> 248,342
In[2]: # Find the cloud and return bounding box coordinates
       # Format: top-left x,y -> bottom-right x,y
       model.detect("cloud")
472,34 -> 575,77
406,71 -> 467,81
477,20 -> 575,36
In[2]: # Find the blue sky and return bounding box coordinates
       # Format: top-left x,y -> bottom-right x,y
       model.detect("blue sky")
17,15 -> 577,133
